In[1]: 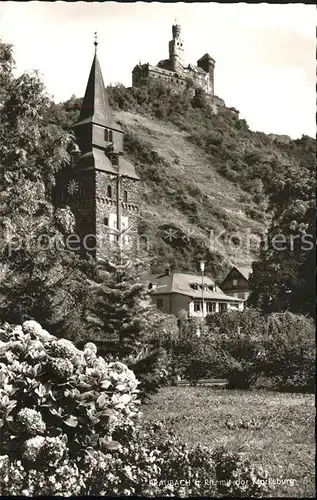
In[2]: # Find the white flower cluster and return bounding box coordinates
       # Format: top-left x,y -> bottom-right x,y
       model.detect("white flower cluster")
0,320 -> 143,496
107,361 -> 140,393
43,436 -> 68,466
22,435 -> 46,462
17,408 -> 46,435
46,357 -> 74,379
0,456 -> 84,496
47,338 -> 81,359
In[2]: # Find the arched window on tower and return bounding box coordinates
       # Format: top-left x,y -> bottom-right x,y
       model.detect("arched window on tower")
109,130 -> 113,143
107,185 -> 112,199
123,190 -> 128,203
104,129 -> 108,142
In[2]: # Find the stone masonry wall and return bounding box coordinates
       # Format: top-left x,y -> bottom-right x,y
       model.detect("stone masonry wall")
95,171 -> 140,259
54,169 -> 96,256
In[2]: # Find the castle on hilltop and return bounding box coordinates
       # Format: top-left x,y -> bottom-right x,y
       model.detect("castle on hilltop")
132,23 -> 239,116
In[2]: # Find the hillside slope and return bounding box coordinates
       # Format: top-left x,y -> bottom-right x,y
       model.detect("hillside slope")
116,110 -> 263,278
49,83 -> 315,280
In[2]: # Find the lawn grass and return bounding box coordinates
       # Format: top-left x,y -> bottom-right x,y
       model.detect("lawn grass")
141,387 -> 315,498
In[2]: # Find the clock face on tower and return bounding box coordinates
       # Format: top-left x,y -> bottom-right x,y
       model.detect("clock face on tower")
67,179 -> 79,196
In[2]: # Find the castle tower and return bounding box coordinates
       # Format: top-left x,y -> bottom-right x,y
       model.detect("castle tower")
197,53 -> 215,94
168,23 -> 184,72
54,38 -> 140,259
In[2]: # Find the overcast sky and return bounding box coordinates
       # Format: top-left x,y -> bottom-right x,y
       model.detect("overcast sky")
0,1 -> 315,138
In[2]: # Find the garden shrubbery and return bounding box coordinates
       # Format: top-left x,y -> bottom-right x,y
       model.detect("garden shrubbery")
0,319 -> 269,496
262,312 -> 315,393
205,309 -> 267,389
172,319 -> 215,384
172,309 -> 315,393
0,319 -> 140,494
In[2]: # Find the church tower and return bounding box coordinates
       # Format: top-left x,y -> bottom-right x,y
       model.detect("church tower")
54,37 -> 140,259
168,23 -> 184,71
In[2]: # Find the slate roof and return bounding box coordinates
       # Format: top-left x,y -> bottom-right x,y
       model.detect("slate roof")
197,53 -> 215,63
73,52 -> 122,133
75,149 -> 139,180
142,273 -> 244,301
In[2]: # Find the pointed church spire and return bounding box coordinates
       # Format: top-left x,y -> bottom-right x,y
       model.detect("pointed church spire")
73,37 -> 122,131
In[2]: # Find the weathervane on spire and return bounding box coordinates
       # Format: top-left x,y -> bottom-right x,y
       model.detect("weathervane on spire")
94,31 -> 98,52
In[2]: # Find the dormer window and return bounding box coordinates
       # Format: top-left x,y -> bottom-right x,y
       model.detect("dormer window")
190,283 -> 199,290
208,285 -> 214,291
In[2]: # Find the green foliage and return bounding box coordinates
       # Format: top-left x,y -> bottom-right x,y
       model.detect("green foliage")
172,309 -> 314,393
142,387 -> 315,497
0,320 -> 269,496
0,39 -> 90,339
205,309 -> 266,389
85,257 -> 150,355
84,255 -> 178,397
0,320 -> 140,494
107,82 -> 315,222
171,319 -> 215,384
207,308 -> 315,392
84,421 -> 269,497
128,346 -> 173,399
170,311 -> 266,388
127,311 -> 179,397
248,155 -> 316,317
262,312 -> 315,393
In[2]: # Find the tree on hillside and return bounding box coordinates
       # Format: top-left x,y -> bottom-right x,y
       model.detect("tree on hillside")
45,94 -> 81,131
248,151 -> 316,317
0,40 -> 91,337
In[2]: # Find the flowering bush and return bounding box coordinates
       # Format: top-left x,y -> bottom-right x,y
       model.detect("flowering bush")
0,320 -> 269,496
0,320 -> 140,494
81,421 -> 269,497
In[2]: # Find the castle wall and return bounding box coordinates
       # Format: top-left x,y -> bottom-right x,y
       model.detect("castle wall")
148,67 -> 187,90
184,68 -> 211,94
